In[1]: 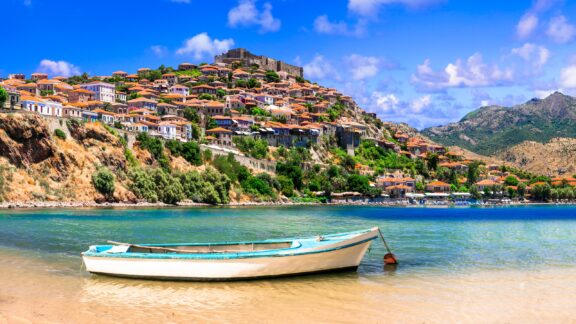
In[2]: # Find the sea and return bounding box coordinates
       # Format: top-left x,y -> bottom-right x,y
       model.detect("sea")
1,205 -> 576,323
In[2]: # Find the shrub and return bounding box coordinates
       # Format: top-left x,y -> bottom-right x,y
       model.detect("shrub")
54,129 -> 66,140
277,175 -> 294,197
129,168 -> 158,202
92,168 -> 115,200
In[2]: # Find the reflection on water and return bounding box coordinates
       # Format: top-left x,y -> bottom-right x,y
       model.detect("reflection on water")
2,206 -> 576,322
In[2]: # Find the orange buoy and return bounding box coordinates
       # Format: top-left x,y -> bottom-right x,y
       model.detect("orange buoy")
384,253 -> 398,265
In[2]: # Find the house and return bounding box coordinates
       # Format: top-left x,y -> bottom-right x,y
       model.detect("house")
1,88 -> 20,110
162,73 -> 177,86
255,94 -> 274,105
157,122 -> 177,140
69,88 -> 94,103
62,105 -> 83,119
92,109 -> 117,124
17,83 -> 40,96
127,97 -> 157,111
137,68 -> 151,76
79,81 -> 116,103
204,101 -> 226,116
31,73 -> 48,81
205,127 -> 233,146
20,96 -> 62,117
116,92 -> 127,103
426,181 -> 451,193
178,62 -> 196,71
112,71 -> 128,78
475,179 -> 498,191
191,85 -> 217,95
37,79 -> 60,94
213,115 -> 234,129
226,97 -> 245,110
169,84 -> 189,97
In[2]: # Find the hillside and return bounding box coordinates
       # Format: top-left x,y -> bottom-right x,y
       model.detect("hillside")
496,137 -> 576,176
422,92 -> 576,155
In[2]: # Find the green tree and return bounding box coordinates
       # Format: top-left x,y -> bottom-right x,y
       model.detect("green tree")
426,153 -> 439,171
54,129 -> 66,140
183,107 -> 200,123
277,175 -> 295,197
466,161 -> 481,187
0,87 -> 9,109
92,168 -> 115,200
247,78 -> 261,88
347,174 -> 371,194
265,70 -> 280,83
504,176 -> 520,186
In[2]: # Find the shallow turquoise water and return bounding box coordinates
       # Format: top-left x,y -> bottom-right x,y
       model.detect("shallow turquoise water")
1,205 -> 576,277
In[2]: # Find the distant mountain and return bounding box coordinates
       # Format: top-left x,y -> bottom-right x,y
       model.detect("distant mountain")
422,92 -> 576,155
495,138 -> 576,176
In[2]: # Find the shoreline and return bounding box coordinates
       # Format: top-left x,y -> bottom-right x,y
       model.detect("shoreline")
0,200 -> 573,210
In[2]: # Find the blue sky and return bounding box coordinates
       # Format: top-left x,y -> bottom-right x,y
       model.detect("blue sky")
3,0 -> 576,128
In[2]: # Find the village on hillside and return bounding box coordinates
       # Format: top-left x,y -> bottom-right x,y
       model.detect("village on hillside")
1,48 -> 575,205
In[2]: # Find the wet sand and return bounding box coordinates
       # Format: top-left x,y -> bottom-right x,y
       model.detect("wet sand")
1,251 -> 576,323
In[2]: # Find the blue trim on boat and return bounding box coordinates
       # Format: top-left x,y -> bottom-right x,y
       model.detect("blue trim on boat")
82,229 -> 377,260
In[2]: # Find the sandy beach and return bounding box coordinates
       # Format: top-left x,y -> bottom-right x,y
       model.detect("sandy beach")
1,249 -> 576,323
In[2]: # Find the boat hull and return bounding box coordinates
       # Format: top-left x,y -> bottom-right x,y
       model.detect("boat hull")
83,236 -> 374,281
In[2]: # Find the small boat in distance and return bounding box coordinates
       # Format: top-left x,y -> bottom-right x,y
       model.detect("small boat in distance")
82,227 -> 380,281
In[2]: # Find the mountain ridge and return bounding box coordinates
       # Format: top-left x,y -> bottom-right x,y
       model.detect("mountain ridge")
422,92 -> 576,156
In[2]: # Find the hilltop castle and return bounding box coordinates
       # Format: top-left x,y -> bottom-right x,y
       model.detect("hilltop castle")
215,48 -> 303,78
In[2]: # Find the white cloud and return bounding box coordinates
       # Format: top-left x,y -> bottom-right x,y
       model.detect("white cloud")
23,0 -> 32,6
313,15 -> 366,37
303,55 -> 341,81
411,54 -> 514,91
170,0 -> 190,3
409,95 -> 431,113
175,33 -> 234,60
547,15 -> 576,43
228,0 -> 281,33
560,64 -> 576,88
343,54 -> 381,80
517,14 -> 539,38
150,45 -> 168,58
511,43 -> 550,68
371,92 -> 400,113
348,0 -> 441,17
515,0 -> 561,39
37,59 -> 80,77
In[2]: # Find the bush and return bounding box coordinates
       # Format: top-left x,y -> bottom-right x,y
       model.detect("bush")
92,168 -> 115,200
54,129 -> 66,140
242,176 -> 275,198
277,175 -> 295,197
129,168 -> 158,202
233,137 -> 268,159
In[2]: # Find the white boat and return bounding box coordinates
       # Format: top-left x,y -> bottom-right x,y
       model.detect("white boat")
81,227 -> 380,281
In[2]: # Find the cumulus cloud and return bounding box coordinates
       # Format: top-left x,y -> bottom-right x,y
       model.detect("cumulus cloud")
511,43 -> 550,68
546,15 -> 576,43
517,14 -> 539,39
303,55 -> 341,81
37,59 -> 80,77
150,45 -> 168,58
560,64 -> 576,88
411,54 -> 514,91
313,15 -> 366,37
228,0 -> 281,33
343,54 -> 381,80
348,0 -> 442,17
515,0 -> 563,39
176,33 -> 234,60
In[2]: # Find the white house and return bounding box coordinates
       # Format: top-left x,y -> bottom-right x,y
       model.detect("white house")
169,84 -> 190,97
157,122 -> 177,140
79,81 -> 116,103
